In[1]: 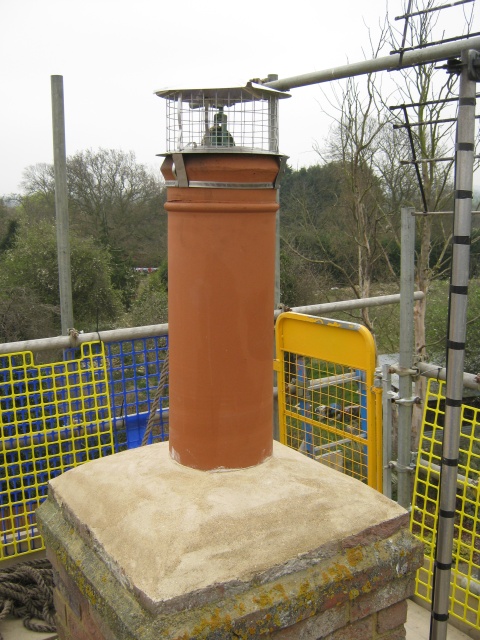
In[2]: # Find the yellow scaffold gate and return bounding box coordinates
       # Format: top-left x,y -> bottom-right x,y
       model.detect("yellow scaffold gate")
274,312 -> 381,490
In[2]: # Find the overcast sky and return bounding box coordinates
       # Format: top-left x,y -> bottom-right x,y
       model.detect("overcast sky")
1,0 -> 478,196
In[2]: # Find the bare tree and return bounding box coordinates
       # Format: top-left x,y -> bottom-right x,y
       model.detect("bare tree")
317,70 -> 398,331
281,54 -> 404,336
386,0 -> 474,445
21,149 -> 167,263
66,148 -> 163,245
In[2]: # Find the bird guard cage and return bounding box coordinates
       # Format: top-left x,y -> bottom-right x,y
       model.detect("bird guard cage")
155,82 -> 290,154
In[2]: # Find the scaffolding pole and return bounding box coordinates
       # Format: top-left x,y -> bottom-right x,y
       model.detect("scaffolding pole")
51,75 -> 74,336
382,363 -> 393,499
429,50 -> 477,640
265,36 -> 480,91
416,361 -> 480,391
397,207 -> 416,509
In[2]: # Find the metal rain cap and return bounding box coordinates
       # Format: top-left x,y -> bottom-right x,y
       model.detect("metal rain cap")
154,82 -> 291,107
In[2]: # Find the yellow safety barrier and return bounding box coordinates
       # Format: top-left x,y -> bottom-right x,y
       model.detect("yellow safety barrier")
411,378 -> 480,632
274,312 -> 381,490
0,342 -> 114,560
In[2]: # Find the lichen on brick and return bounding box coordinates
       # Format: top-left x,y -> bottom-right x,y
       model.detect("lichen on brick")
346,547 -> 364,567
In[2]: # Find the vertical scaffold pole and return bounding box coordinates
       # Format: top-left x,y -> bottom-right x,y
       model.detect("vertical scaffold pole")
382,363 -> 393,498
270,75 -> 281,442
397,206 -> 416,509
51,75 -> 74,336
429,50 -> 477,640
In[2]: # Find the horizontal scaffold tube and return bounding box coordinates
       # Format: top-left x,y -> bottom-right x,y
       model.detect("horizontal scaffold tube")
416,361 -> 480,391
0,292 -> 424,356
0,324 -> 169,355
274,291 -> 425,319
266,35 -> 480,91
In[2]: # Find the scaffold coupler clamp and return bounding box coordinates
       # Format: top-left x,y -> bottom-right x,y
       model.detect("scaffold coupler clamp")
394,395 -> 421,406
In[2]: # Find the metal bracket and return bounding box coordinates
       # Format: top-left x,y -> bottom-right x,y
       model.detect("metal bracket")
388,364 -> 419,378
274,155 -> 289,189
444,57 -> 463,76
171,153 -> 189,188
189,181 -> 275,189
394,395 -> 421,406
467,50 -> 480,82
397,365 -> 419,378
389,460 -> 416,474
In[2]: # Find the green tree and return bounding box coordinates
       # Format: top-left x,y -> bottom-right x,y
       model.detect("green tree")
66,149 -> 164,248
20,149 -> 168,313
280,163 -> 351,304
280,105 -> 396,332
0,197 -> 20,253
0,219 -> 122,336
21,149 -> 167,267
279,249 -> 322,308
0,286 -> 59,344
124,270 -> 168,328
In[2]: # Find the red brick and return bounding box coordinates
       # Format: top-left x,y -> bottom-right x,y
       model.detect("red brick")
80,600 -> 110,640
377,601 -> 408,634
326,615 -> 374,640
51,555 -> 110,639
377,626 -> 406,640
54,614 -> 68,640
272,604 -> 348,639
87,604 -> 119,640
350,576 -> 414,621
66,606 -> 91,640
54,571 -> 83,620
53,588 -> 68,630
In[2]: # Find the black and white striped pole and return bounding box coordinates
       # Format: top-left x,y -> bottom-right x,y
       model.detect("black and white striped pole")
429,49 -> 479,640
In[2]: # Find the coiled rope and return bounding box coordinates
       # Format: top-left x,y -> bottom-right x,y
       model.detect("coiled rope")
0,558 -> 56,638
